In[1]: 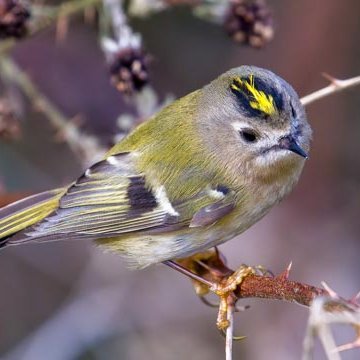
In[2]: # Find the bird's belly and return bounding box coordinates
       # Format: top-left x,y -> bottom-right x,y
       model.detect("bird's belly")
100,177 -> 299,268
100,200 -> 273,269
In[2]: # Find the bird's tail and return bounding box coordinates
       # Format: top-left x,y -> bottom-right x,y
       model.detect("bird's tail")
0,189 -> 64,248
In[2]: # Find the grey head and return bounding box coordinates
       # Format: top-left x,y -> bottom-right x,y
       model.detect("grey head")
196,66 -> 312,177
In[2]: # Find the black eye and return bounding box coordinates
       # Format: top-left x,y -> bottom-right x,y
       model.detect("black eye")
239,129 -> 258,143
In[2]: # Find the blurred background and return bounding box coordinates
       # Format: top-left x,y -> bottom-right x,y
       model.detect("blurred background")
0,0 -> 359,359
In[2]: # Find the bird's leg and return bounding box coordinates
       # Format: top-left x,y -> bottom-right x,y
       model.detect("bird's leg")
162,260 -> 213,288
164,249 -> 255,333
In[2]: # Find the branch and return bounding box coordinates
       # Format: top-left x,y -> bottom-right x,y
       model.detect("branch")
234,273 -> 326,304
0,57 -> 105,167
301,74 -> 360,107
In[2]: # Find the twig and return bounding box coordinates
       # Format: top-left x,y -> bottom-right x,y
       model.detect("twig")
301,74 -> 360,107
225,298 -> 235,360
303,297 -> 342,360
302,295 -> 360,360
0,57 -> 104,167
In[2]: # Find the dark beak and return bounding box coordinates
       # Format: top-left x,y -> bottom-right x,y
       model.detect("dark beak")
279,136 -> 308,159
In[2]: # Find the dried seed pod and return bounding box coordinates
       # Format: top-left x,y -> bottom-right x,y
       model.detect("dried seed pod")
109,47 -> 149,95
0,0 -> 30,39
224,0 -> 273,48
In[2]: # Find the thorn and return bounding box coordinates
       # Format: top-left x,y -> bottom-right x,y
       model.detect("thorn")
321,281 -> 339,299
71,114 -> 85,127
277,261 -> 292,280
350,290 -> 360,306
321,72 -> 341,86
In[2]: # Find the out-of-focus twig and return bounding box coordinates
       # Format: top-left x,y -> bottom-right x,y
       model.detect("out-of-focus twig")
302,295 -> 360,360
0,56 -> 104,167
301,74 -> 360,107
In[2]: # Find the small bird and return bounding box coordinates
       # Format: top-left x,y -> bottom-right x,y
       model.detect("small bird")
0,66 -> 311,269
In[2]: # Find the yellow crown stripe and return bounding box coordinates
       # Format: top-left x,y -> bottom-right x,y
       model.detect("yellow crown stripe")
232,75 -> 277,115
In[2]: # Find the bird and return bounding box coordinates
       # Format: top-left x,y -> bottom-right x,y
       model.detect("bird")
0,66 -> 311,271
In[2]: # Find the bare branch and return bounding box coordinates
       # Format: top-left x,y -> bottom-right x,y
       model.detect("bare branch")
301,75 -> 360,107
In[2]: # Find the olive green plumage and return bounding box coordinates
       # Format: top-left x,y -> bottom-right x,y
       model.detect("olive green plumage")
0,66 -> 311,268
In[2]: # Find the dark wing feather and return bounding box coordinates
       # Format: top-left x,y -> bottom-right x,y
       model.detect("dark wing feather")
21,152 -> 236,241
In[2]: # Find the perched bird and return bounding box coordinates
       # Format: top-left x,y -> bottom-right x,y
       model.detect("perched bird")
0,66 -> 311,269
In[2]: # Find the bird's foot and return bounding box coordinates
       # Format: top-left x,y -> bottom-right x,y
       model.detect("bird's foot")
211,264 -> 254,331
172,249 -> 256,333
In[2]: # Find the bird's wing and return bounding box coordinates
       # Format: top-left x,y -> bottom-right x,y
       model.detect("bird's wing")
24,152 -> 235,241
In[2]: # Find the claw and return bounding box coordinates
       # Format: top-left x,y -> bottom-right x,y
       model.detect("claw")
219,328 -> 247,341
349,290 -> 360,306
200,295 -> 219,308
200,295 -> 250,312
254,265 -> 274,277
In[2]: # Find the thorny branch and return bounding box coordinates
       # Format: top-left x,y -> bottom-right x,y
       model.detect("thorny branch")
177,250 -> 360,360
